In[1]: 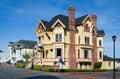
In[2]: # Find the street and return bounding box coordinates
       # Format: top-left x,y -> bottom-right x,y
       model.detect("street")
0,65 -> 120,79
0,66 -> 78,79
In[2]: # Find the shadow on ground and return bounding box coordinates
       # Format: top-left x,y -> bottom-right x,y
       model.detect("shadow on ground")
21,75 -> 60,79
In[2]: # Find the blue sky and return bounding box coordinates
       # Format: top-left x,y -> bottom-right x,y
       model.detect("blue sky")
0,0 -> 120,58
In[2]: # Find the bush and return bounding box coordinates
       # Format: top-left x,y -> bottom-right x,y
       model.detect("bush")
64,69 -> 79,72
34,65 -> 42,70
16,63 -> 26,68
49,69 -> 107,72
94,62 -> 102,69
33,65 -> 50,71
41,67 -> 50,71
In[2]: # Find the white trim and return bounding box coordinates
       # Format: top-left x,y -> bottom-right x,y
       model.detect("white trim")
82,16 -> 94,27
35,21 -> 46,34
51,19 -> 66,28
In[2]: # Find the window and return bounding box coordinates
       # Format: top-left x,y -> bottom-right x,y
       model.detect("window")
56,34 -> 59,42
109,62 -> 111,67
55,34 -> 62,42
78,49 -> 80,58
80,63 -> 82,69
99,40 -> 102,47
85,37 -> 89,45
84,24 -> 90,32
84,50 -> 88,58
99,51 -> 102,59
42,52 -> 45,58
59,34 -> 62,42
56,48 -> 62,57
38,36 -> 44,41
78,36 -> 80,44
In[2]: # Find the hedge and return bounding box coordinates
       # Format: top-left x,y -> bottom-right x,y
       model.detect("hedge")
33,65 -> 120,72
49,69 -> 107,72
16,63 -> 26,68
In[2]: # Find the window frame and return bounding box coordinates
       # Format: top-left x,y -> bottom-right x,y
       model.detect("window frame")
99,51 -> 102,59
55,48 -> 62,57
99,40 -> 102,47
85,37 -> 89,45
84,50 -> 88,59
55,34 -> 62,42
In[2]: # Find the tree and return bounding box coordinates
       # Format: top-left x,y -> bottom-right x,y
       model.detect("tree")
22,53 -> 30,63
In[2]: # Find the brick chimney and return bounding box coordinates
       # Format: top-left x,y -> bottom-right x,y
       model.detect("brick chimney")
91,15 -> 97,69
69,6 -> 75,30
68,6 -> 76,69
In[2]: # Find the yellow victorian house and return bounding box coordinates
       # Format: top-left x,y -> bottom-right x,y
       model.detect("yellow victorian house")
35,6 -> 105,69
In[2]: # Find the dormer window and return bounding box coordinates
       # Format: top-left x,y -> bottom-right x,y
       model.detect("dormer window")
84,24 -> 90,32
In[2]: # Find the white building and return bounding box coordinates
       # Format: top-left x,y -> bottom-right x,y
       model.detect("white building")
0,52 -> 10,63
8,40 -> 37,63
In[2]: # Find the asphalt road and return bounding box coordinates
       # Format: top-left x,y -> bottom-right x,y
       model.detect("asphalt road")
0,66 -> 79,79
1,65 -> 120,79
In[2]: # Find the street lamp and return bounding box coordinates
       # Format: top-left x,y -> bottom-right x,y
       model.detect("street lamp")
112,35 -> 117,78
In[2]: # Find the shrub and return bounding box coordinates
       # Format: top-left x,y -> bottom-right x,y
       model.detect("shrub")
49,68 -> 54,72
41,67 -> 50,71
94,62 -> 102,69
34,65 -> 42,70
49,68 -> 107,72
64,69 -> 80,72
16,63 -> 26,68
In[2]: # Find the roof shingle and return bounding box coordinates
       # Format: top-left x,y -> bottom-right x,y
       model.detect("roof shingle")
41,14 -> 88,29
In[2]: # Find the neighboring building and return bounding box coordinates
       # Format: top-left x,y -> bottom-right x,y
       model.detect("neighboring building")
0,52 -> 10,63
35,6 -> 105,69
101,55 -> 119,69
8,40 -> 37,63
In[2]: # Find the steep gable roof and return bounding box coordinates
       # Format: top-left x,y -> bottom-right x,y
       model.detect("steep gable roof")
50,14 -> 69,28
39,14 -> 88,29
41,20 -> 50,29
75,14 -> 88,25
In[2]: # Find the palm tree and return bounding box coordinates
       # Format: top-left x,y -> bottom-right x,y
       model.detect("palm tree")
22,53 -> 30,63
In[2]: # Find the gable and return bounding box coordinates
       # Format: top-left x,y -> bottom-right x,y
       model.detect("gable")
35,21 -> 46,34
51,19 -> 66,29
